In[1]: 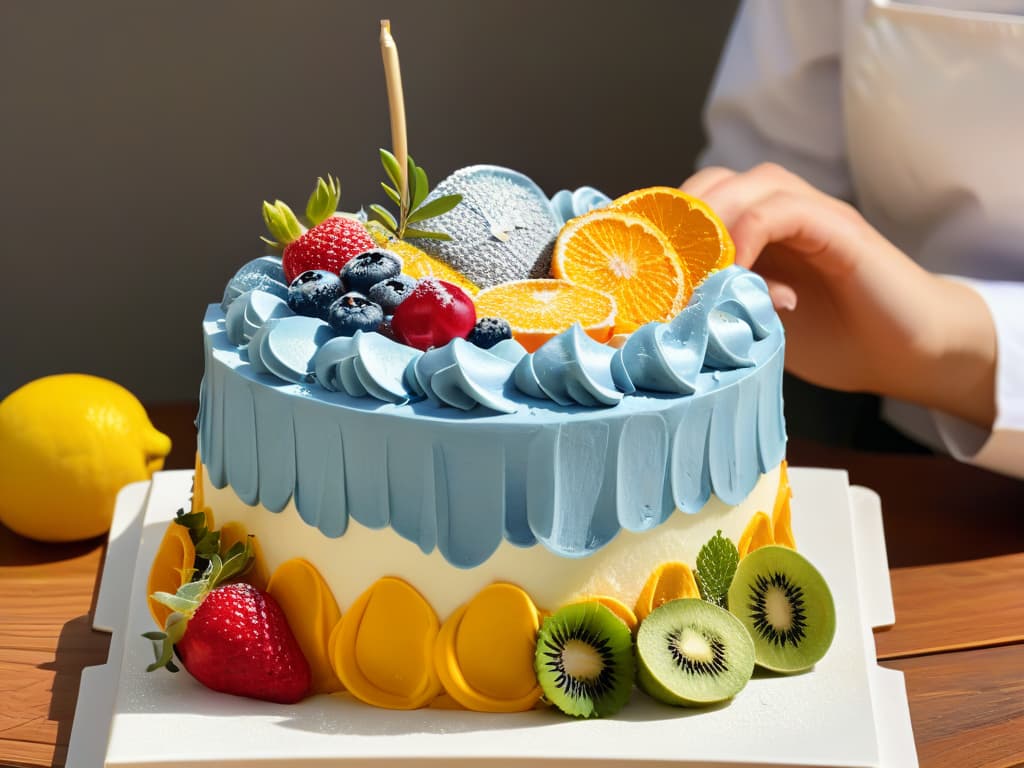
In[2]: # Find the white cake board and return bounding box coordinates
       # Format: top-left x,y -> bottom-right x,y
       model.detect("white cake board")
67,468 -> 918,767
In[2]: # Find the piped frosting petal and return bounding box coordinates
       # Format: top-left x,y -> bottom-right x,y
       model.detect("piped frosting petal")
225,289 -> 294,347
550,186 -> 612,225
221,256 -> 289,311
258,316 -> 334,385
415,339 -> 520,413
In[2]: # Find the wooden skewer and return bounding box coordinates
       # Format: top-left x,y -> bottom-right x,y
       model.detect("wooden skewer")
380,20 -> 409,210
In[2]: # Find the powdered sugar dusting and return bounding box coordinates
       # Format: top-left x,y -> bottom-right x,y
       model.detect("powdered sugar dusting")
416,277 -> 455,307
408,167 -> 560,288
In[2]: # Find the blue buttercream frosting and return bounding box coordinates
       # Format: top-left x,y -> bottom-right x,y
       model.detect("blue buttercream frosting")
225,289 -> 294,346
526,324 -> 622,408
199,263 -> 786,567
313,331 -> 420,403
221,256 -> 289,311
550,186 -> 613,225
416,338 -> 526,414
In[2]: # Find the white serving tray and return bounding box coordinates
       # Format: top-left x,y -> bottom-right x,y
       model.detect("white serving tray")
67,468 -> 917,767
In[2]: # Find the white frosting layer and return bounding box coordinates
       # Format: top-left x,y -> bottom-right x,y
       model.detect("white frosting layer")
203,463 -> 781,618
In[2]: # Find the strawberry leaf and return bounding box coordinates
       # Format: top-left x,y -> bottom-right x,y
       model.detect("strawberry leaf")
144,614 -> 187,673
152,591 -> 201,614
177,580 -> 208,602
194,530 -> 220,560
218,537 -> 255,583
262,200 -> 303,246
407,194 -> 461,224
305,175 -> 341,227
260,235 -> 283,252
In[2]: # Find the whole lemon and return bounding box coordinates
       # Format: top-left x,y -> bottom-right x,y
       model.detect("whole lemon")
0,374 -> 171,542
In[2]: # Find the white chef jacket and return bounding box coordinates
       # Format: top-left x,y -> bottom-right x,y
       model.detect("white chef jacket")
699,0 -> 1024,479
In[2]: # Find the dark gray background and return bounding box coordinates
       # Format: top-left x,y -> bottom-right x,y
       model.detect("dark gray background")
1,1 -> 738,402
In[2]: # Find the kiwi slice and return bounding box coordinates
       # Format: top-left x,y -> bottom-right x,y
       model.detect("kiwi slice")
636,598 -> 755,706
534,601 -> 634,718
728,545 -> 836,673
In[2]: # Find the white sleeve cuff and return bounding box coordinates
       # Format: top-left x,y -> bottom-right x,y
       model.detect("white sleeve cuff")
931,278 -> 1024,478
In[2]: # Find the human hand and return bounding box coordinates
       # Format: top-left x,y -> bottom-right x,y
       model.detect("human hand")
681,163 -> 996,428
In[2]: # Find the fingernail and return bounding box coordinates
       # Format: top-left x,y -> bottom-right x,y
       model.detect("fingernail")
777,293 -> 797,311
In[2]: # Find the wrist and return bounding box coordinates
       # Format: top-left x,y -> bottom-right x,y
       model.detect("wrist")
910,277 -> 997,429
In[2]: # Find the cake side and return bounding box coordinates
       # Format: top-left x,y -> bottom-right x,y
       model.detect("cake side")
198,281 -> 786,570
201,461 -> 784,619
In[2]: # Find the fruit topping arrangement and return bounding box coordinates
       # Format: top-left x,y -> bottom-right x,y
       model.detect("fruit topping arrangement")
237,148 -> 737,367
145,487 -> 837,715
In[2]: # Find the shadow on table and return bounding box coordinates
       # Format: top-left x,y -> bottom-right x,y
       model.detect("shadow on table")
38,614 -> 111,767
0,521 -> 106,567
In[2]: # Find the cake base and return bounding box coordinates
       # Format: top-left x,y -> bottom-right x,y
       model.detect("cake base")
68,469 -> 918,767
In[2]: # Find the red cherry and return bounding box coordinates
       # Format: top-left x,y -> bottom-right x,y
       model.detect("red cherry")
391,278 -> 477,351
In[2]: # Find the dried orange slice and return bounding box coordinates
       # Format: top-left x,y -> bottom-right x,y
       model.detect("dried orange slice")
551,210 -> 688,331
473,279 -> 616,352
611,186 -> 734,288
365,220 -> 478,295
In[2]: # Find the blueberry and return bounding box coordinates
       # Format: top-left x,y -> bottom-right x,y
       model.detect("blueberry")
287,270 -> 343,319
467,317 -> 512,349
367,274 -> 417,313
341,249 -> 402,293
327,292 -> 385,336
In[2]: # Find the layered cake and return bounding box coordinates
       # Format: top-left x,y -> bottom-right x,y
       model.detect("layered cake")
145,158 -> 834,717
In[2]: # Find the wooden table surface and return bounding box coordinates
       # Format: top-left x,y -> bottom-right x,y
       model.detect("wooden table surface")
2,403 -> 1023,768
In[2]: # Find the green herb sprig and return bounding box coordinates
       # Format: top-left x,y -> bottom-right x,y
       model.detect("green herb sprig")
368,149 -> 460,240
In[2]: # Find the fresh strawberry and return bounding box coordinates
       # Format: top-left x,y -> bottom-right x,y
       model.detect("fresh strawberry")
280,217 -> 376,284
178,582 -> 310,703
145,542 -> 311,704
261,174 -> 376,283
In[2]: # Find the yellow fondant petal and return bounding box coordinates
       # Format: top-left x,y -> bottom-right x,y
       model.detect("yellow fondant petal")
570,596 -> 638,632
191,453 -> 214,529
147,520 -> 196,628
634,562 -> 700,623
330,577 -> 441,709
435,582 -> 542,712
267,558 -> 344,695
219,521 -> 270,590
429,693 -> 467,710
772,461 -> 796,549
738,511 -> 775,559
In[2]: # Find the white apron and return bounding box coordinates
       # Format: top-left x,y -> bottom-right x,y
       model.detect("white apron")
842,0 -> 1024,477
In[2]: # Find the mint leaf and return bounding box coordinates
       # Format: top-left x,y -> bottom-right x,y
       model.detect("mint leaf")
695,530 -> 739,608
